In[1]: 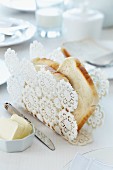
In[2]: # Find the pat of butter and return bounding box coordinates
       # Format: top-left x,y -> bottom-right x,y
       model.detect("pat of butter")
0,118 -> 25,140
11,114 -> 32,138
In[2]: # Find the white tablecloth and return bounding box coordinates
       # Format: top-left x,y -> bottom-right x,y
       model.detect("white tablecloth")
0,4 -> 113,170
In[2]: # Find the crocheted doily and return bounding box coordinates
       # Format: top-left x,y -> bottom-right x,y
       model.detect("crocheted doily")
30,41 -> 109,132
5,41 -> 109,145
89,69 -> 109,100
5,48 -> 78,143
30,40 -> 65,64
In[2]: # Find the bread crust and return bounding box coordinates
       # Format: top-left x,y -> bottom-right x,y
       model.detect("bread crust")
61,48 -> 71,58
32,58 -> 59,70
75,59 -> 96,87
32,57 -> 99,131
58,57 -> 99,131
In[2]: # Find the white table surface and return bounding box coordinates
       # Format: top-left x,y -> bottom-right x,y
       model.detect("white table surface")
0,4 -> 113,170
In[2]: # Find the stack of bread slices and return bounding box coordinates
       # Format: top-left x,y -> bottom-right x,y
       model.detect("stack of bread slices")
32,52 -> 99,131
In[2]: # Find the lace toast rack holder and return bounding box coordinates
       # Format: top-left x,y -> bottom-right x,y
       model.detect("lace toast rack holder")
5,41 -> 109,146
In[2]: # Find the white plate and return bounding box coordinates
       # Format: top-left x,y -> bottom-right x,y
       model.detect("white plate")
0,0 -> 63,12
0,18 -> 36,47
63,147 -> 113,170
62,39 -> 113,80
0,0 -> 36,12
0,59 -> 10,85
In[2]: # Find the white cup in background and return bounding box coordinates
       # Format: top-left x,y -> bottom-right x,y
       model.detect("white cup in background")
63,8 -> 104,41
35,0 -> 64,38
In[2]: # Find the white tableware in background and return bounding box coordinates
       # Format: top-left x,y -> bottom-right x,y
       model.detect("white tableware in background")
63,147 -> 113,170
35,0 -> 64,38
89,0 -> 113,28
66,0 -> 113,28
69,153 -> 89,170
69,153 -> 113,170
0,18 -> 36,47
0,59 -> 10,85
0,34 -> 5,43
84,147 -> 113,166
64,0 -> 76,10
0,18 -> 29,36
63,7 -> 104,41
0,18 -> 13,28
0,0 -> 36,12
62,39 -> 113,79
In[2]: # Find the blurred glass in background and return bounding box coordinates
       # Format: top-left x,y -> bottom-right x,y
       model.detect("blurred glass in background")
35,0 -> 64,38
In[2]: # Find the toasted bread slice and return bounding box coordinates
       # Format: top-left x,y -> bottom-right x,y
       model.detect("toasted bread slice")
32,58 -> 59,70
58,57 -> 99,130
34,64 -> 69,82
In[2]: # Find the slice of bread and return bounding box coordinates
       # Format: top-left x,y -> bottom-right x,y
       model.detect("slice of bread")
58,57 -> 99,130
32,58 -> 59,70
34,64 -> 69,82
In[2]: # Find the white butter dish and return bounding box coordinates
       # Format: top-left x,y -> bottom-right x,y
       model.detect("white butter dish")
0,125 -> 35,153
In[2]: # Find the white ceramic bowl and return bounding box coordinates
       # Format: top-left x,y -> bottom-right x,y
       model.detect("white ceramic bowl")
0,125 -> 35,153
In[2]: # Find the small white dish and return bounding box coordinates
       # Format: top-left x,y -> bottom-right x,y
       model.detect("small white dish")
0,125 -> 35,153
0,59 -> 10,85
0,18 -> 36,47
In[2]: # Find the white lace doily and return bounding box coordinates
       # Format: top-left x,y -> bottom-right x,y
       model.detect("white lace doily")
30,41 -> 65,64
73,128 -> 93,146
89,69 -> 109,100
5,48 -> 78,144
87,104 -> 104,129
5,41 -> 109,145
